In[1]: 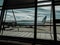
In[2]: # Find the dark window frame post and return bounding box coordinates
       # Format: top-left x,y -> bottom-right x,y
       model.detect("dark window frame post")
0,0 -> 6,34
51,0 -> 57,44
32,0 -> 37,45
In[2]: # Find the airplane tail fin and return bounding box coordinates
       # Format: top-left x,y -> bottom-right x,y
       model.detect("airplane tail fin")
41,16 -> 47,25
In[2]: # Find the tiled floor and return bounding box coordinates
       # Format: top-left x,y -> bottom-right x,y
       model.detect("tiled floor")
0,31 -> 54,40
0,26 -> 60,40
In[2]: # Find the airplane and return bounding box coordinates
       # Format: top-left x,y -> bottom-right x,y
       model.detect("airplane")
17,16 -> 47,26
3,16 -> 47,28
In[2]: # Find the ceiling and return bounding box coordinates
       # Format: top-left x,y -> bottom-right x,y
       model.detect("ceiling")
2,0 -> 60,9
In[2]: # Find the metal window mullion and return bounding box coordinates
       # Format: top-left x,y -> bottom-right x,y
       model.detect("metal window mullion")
32,0 -> 37,45
0,0 -> 6,33
51,0 -> 57,42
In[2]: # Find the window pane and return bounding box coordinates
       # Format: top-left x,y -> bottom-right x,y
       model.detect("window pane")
0,0 -> 4,6
38,2 -> 51,6
37,6 -> 54,40
56,25 -> 60,41
55,6 -> 60,19
55,6 -> 60,41
2,8 -> 35,38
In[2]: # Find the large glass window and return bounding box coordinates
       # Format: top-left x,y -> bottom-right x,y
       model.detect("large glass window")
1,0 -> 60,44
0,0 -> 54,40
37,6 -> 54,40
1,8 -> 35,38
55,6 -> 60,41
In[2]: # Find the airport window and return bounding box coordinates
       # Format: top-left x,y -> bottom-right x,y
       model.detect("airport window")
2,8 -> 35,38
1,6 -> 54,40
1,0 -> 60,45
37,6 -> 54,40
0,0 -> 54,41
0,0 -> 52,39
55,6 -> 60,41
